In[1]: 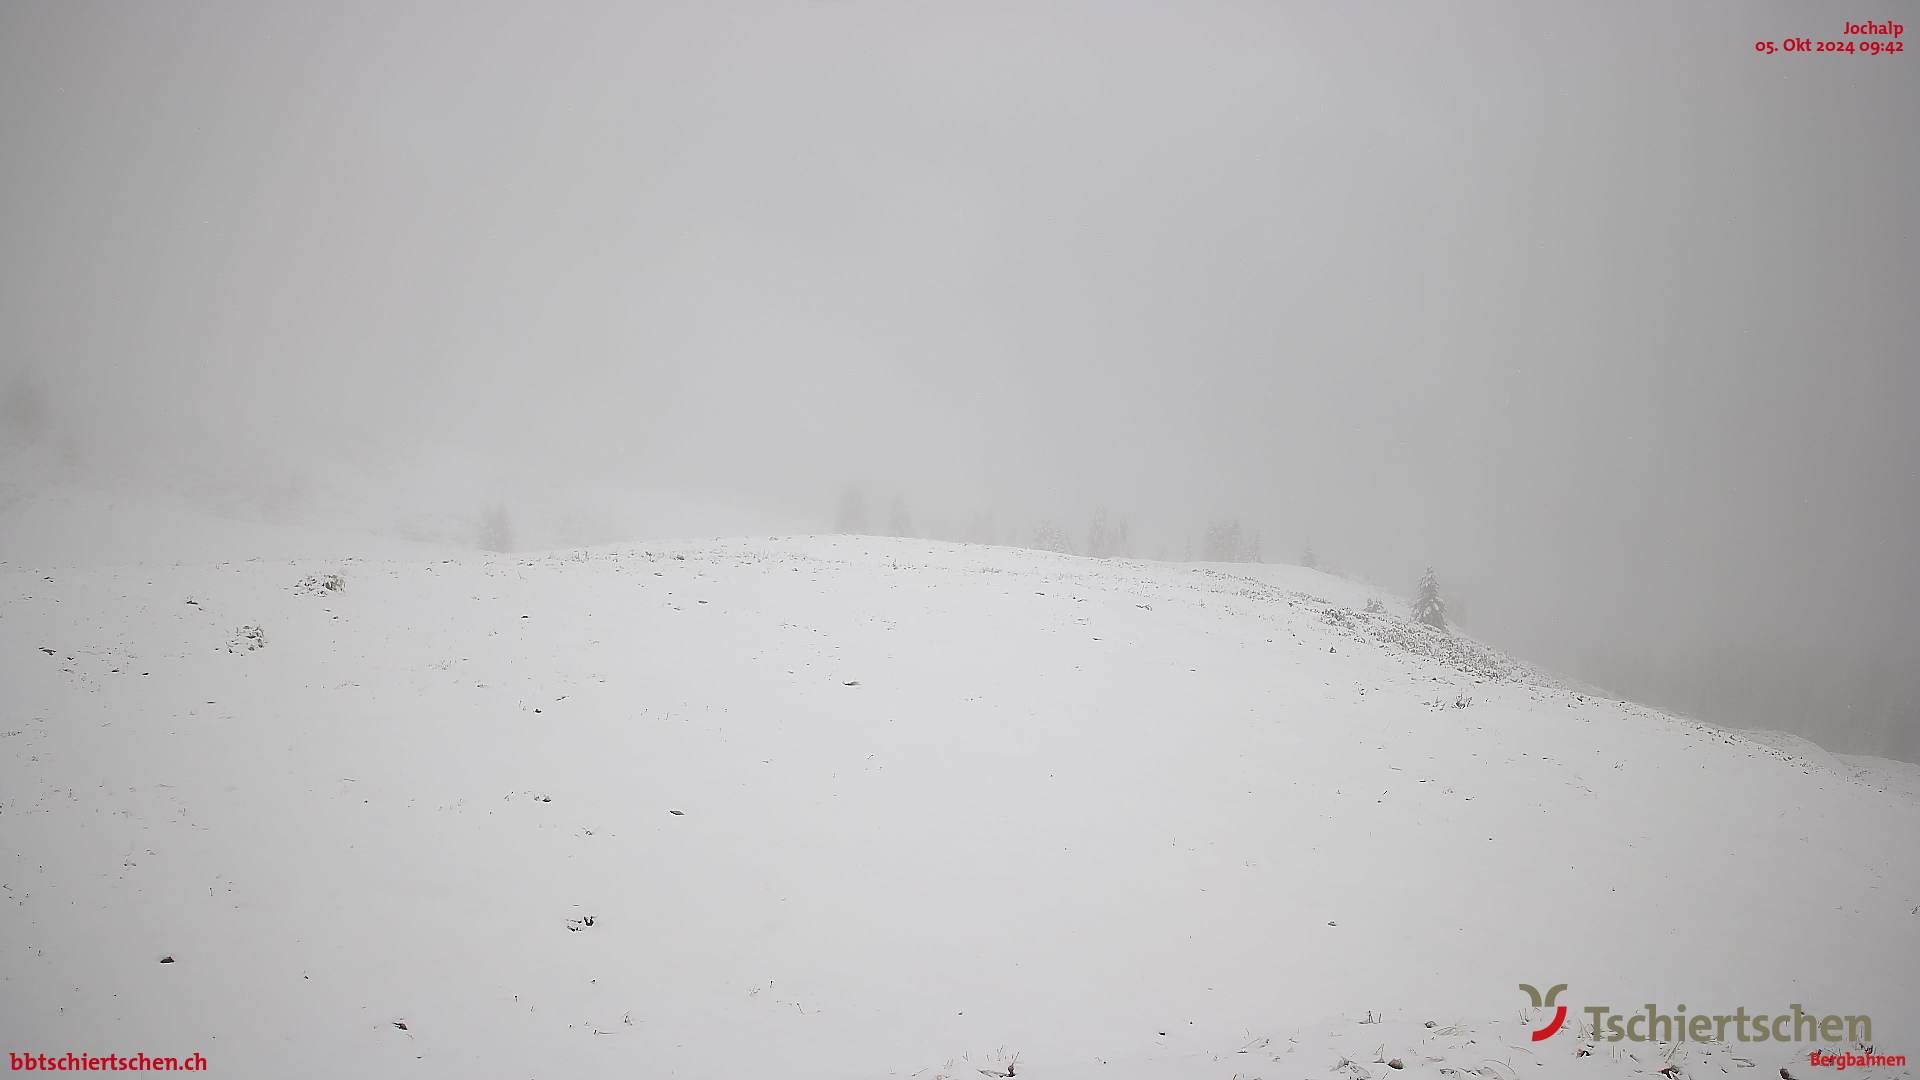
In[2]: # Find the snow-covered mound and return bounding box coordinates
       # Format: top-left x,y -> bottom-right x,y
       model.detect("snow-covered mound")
2,536 -> 1915,1079
1838,754 -> 1920,804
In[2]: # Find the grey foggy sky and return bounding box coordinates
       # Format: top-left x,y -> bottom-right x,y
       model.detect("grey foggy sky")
2,2 -> 1916,751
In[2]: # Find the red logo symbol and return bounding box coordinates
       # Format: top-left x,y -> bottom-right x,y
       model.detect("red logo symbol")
1520,983 -> 1568,1041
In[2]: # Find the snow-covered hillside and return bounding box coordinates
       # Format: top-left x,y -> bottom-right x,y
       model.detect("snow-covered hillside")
2,530 -> 1916,1079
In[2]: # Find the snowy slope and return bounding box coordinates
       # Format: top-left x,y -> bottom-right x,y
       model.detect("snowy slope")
2,535 -> 1916,1079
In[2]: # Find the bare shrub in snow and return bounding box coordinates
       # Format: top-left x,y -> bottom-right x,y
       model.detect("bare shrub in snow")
295,573 -> 345,595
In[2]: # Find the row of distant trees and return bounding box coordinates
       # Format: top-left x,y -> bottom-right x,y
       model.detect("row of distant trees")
830,485 -> 1453,630
833,487 -> 1305,564
834,487 -> 917,539
835,486 -> 1148,559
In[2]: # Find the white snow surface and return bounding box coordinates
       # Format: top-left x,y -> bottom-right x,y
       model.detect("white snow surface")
2,528 -> 1917,1078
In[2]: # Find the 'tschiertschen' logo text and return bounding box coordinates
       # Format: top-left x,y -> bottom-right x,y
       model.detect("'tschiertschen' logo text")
1585,1004 -> 1871,1043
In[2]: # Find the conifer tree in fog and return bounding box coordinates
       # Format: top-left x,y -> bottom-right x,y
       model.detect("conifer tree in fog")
1030,521 -> 1073,554
1202,519 -> 1257,562
835,486 -> 868,534
1201,519 -> 1238,562
965,509 -> 997,546
1412,566 -> 1448,631
1087,508 -> 1124,558
0,369 -> 49,447
478,502 -> 515,553
886,494 -> 914,537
